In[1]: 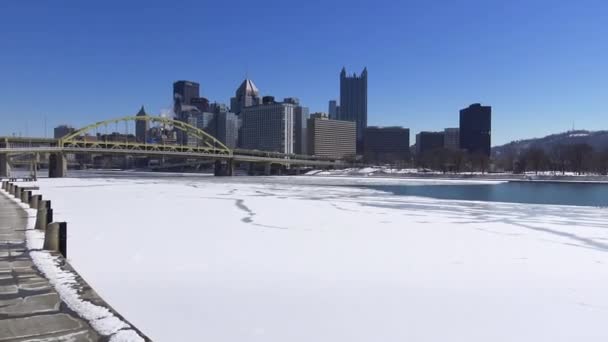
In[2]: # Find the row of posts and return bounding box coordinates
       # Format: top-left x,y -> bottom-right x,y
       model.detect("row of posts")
1,180 -> 67,258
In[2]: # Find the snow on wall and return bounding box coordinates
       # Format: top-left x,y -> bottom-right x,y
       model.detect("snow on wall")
0,188 -> 145,342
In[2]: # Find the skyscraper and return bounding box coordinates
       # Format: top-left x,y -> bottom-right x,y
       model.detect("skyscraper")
135,106 -> 149,143
215,111 -> 239,149
339,67 -> 367,152
459,103 -> 491,156
282,97 -> 309,155
190,97 -> 210,112
173,80 -> 200,113
328,100 -> 338,119
294,104 -> 309,155
230,79 -> 261,115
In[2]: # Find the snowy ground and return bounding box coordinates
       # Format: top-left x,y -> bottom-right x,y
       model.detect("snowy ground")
35,175 -> 608,341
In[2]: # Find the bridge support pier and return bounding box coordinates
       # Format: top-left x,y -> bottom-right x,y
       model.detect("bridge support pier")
0,154 -> 10,178
214,159 -> 234,176
49,153 -> 67,178
264,163 -> 272,176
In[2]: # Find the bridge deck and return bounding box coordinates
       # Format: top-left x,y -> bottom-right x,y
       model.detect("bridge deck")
0,191 -> 100,341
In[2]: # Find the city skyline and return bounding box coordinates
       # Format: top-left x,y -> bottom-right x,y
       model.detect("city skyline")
1,0 -> 607,146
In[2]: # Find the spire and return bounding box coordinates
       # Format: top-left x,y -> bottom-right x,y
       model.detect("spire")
136,106 -> 147,116
340,67 -> 346,77
237,78 -> 260,97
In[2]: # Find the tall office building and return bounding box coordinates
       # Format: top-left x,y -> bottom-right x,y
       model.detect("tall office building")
215,111 -> 239,149
240,101 -> 295,153
339,67 -> 367,151
294,106 -> 309,155
443,128 -> 460,150
364,126 -> 411,164
173,80 -> 200,113
179,110 -> 214,147
459,103 -> 491,156
308,114 -> 356,158
328,100 -> 338,119
209,102 -> 229,114
175,104 -> 202,145
191,97 -> 210,112
230,79 -> 261,115
416,131 -> 445,154
54,125 -> 75,139
193,112 -> 216,134
283,97 -> 309,155
135,106 -> 149,143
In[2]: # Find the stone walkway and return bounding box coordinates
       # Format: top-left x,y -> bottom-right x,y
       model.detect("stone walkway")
0,192 -> 100,341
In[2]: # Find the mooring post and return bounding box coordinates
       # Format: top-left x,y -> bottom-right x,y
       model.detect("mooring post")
30,194 -> 41,209
21,190 -> 31,204
35,200 -> 52,230
0,154 -> 10,178
43,222 -> 67,258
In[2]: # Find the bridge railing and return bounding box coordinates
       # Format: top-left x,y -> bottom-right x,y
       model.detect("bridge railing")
233,148 -> 340,162
62,139 -> 232,156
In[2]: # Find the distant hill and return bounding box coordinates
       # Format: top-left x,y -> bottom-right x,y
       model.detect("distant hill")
492,130 -> 608,156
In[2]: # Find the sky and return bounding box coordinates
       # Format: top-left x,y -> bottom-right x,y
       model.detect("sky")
1,0 -> 607,146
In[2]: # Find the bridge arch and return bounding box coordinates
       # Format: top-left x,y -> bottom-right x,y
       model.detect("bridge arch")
59,115 -> 232,156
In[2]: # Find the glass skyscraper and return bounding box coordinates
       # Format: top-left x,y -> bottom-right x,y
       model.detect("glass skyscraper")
338,67 -> 367,152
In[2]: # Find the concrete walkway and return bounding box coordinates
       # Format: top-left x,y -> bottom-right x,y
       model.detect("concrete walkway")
0,192 -> 100,341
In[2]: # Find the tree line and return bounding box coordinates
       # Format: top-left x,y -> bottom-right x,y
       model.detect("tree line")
495,144 -> 608,175
367,144 -> 608,175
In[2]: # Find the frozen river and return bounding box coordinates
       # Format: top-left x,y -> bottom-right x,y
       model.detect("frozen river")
35,174 -> 608,341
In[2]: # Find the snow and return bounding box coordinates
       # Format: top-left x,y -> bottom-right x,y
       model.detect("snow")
305,166 -> 504,177
28,250 -> 136,336
0,187 -> 145,341
33,175 -> 608,342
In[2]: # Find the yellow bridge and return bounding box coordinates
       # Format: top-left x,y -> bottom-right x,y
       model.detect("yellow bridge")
0,115 -> 346,178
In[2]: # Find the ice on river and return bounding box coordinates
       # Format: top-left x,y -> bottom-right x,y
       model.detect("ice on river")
36,175 -> 608,342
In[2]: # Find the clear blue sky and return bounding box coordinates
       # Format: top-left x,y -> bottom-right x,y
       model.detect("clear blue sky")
1,0 -> 607,145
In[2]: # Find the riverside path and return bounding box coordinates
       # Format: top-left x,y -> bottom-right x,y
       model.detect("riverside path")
0,191 -> 101,341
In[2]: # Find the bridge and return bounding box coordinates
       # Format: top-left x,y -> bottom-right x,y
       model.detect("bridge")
0,115 -> 347,178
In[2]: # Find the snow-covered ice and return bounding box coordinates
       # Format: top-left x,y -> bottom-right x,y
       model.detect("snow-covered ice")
35,175 -> 608,341
0,187 -> 144,341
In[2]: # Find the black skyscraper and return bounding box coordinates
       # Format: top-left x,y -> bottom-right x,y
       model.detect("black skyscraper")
459,103 -> 491,156
173,80 -> 200,112
339,67 -> 367,152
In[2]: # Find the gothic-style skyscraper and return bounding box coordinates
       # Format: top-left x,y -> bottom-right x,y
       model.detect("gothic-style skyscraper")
338,67 -> 367,152
230,79 -> 261,115
135,106 -> 149,143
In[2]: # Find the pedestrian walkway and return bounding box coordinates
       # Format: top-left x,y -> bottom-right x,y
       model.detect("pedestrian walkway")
0,192 -> 100,341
